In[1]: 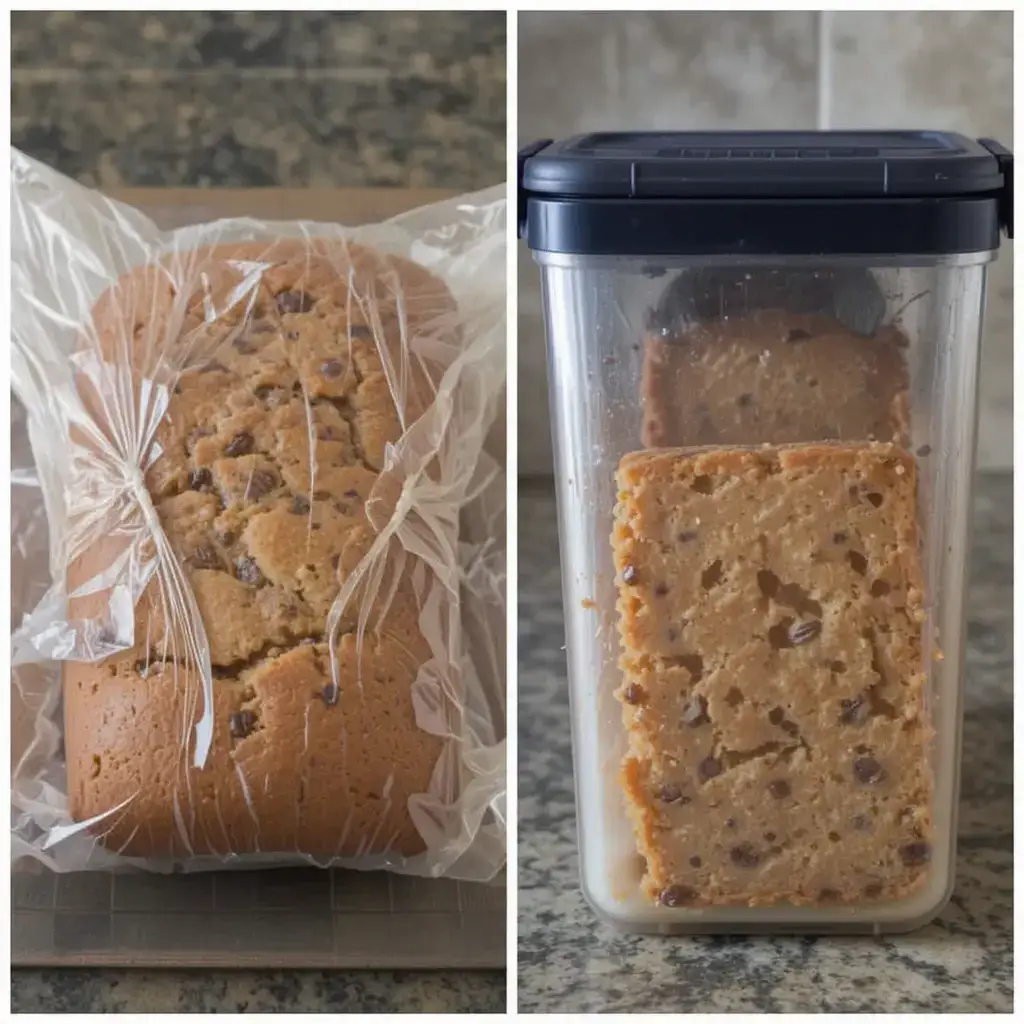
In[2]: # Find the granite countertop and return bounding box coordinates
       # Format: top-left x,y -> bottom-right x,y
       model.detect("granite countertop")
518,476 -> 1012,1014
11,11 -> 504,192
13,968 -> 504,1014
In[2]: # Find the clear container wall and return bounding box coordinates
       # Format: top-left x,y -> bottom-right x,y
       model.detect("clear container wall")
538,253 -> 991,933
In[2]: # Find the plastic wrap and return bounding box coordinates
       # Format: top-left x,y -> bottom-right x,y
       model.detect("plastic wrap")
11,151 -> 506,880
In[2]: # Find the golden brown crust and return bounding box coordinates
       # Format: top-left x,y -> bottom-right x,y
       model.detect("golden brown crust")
63,238 -> 455,859
641,310 -> 910,449
612,443 -> 931,908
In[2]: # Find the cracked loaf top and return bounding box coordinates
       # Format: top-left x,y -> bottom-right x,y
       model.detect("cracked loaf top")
63,238 -> 456,861
612,443 -> 931,908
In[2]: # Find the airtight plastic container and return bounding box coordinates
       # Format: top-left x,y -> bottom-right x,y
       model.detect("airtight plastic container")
519,131 -> 1012,934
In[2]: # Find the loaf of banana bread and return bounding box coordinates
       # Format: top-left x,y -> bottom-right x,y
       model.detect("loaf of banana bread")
63,238 -> 455,860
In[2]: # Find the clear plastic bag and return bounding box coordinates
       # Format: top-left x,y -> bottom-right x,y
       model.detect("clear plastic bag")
11,151 -> 507,880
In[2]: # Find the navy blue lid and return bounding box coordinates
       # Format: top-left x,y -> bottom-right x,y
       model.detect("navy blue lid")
519,131 -> 1013,256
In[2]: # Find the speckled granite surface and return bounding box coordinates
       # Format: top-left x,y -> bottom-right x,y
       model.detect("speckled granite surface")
12,968 -> 505,1014
11,10 -> 505,190
518,476 -> 1012,1013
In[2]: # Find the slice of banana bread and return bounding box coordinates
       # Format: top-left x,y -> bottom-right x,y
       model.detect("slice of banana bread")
612,443 -> 931,908
641,310 -> 910,449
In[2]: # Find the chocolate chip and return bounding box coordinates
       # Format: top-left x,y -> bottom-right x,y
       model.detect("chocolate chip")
291,495 -> 311,515
190,545 -> 219,570
622,683 -> 644,706
654,583 -> 669,597
321,683 -> 340,707
658,885 -> 698,907
697,755 -> 722,782
681,695 -> 709,728
224,431 -> 255,457
677,530 -> 699,543
788,619 -> 822,645
833,532 -> 848,544
96,622 -> 118,647
235,556 -> 264,586
254,385 -> 286,407
730,843 -> 761,868
757,569 -> 780,598
277,290 -> 314,314
689,856 -> 702,868
863,882 -> 883,899
767,779 -> 791,800
245,470 -> 278,501
853,756 -> 885,785
736,392 -> 754,407
916,444 -> 932,457
321,359 -> 344,378
768,707 -> 786,726
847,550 -> 869,575
218,530 -> 235,546
621,564 -> 637,585
900,841 -> 931,867
839,696 -> 868,725
229,710 -> 257,739
657,783 -> 686,804
786,328 -> 813,342
188,467 -> 213,491
725,817 -> 737,829
819,888 -> 841,902
763,831 -> 777,842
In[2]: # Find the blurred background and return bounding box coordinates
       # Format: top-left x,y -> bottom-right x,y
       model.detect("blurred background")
11,10 -> 505,190
518,10 -> 1012,475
